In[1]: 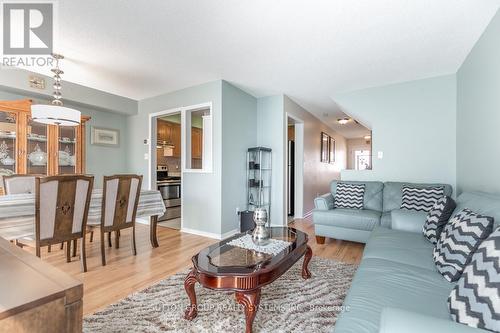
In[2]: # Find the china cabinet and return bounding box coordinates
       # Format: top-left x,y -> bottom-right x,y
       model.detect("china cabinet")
0,99 -> 89,181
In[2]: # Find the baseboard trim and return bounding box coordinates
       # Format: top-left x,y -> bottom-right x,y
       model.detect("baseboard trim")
181,227 -> 239,240
303,210 -> 313,218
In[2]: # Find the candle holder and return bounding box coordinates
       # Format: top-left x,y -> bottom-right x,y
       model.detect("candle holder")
252,208 -> 270,246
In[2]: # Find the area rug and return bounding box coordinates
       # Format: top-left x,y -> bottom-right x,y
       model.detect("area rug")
83,257 -> 358,332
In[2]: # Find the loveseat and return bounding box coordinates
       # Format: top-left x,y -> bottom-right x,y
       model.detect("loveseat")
313,181 -> 452,243
334,191 -> 500,333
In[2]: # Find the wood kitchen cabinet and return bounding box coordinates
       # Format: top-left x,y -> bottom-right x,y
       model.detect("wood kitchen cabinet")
157,119 -> 181,158
191,127 -> 202,159
0,99 -> 89,181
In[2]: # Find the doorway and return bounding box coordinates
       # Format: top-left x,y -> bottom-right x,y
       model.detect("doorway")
286,115 -> 304,224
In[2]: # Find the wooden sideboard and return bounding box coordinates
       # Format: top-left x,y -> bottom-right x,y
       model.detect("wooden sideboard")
0,237 -> 83,332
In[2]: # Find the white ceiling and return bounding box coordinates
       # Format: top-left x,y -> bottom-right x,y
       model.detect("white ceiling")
22,0 -> 500,138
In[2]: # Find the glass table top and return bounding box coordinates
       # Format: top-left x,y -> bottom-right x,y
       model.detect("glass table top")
193,227 -> 308,275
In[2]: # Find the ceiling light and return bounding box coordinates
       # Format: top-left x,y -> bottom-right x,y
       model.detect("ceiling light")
31,54 -> 81,126
337,118 -> 350,125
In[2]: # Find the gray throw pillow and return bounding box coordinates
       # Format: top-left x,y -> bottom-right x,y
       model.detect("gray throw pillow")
448,225 -> 500,332
334,183 -> 365,210
423,196 -> 456,244
400,185 -> 444,212
433,208 -> 494,282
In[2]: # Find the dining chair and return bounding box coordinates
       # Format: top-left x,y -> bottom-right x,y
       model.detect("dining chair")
3,174 -> 42,249
35,175 -> 94,272
3,174 -> 39,194
100,174 -> 142,266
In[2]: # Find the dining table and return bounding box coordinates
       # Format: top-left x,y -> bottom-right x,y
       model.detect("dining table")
0,189 -> 166,248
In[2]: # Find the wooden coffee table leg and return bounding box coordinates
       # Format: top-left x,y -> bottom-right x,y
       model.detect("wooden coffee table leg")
184,269 -> 198,320
235,289 -> 261,333
302,245 -> 312,279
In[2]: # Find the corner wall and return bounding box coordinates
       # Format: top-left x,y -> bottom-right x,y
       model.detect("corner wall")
284,96 -> 347,215
457,9 -> 500,195
132,81 -> 223,236
336,75 -> 457,190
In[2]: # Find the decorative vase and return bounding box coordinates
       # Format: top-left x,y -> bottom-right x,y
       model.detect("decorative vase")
252,208 -> 270,246
28,144 -> 47,166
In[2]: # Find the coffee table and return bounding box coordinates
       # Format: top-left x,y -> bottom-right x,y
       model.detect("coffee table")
183,227 -> 312,333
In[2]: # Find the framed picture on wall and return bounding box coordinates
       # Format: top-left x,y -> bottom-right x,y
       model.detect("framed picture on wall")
329,136 -> 336,163
91,126 -> 120,147
320,132 -> 329,163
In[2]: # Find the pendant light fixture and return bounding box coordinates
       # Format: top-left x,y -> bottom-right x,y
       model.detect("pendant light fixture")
31,54 -> 81,126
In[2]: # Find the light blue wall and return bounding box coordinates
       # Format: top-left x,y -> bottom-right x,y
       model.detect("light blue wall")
133,81 -> 223,236
0,90 -> 128,187
256,95 -> 286,226
457,10 -> 500,195
336,75 -> 457,190
221,81 -> 257,233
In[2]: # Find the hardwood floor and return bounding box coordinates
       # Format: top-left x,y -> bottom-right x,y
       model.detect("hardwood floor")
21,217 -> 364,316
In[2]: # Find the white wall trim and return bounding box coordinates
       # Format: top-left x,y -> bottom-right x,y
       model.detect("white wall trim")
181,227 -> 239,240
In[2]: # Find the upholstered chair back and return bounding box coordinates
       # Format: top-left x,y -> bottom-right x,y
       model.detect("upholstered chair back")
101,175 -> 142,230
35,175 -> 94,243
3,175 -> 38,194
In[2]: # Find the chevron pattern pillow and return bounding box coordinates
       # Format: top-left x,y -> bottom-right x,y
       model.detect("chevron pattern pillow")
334,183 -> 365,210
433,208 -> 494,282
422,196 -> 457,244
448,226 -> 500,332
400,185 -> 444,212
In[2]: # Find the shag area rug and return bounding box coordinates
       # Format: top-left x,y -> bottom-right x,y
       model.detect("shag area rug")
83,257 -> 357,332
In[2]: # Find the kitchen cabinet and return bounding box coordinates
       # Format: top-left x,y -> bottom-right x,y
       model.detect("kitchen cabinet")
0,99 -> 89,180
191,127 -> 202,159
157,120 -> 181,158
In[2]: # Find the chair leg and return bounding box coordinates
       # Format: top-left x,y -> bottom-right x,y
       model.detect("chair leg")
60,242 -> 64,250
48,245 -> 51,252
72,239 -> 77,257
66,241 -> 71,263
36,245 -> 40,258
90,230 -> 94,243
101,231 -> 106,266
80,236 -> 87,272
131,226 -> 137,256
115,230 -> 120,249
15,239 -> 23,248
108,232 -> 112,247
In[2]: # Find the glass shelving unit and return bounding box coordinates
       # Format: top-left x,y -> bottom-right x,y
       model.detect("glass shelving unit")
246,147 -> 272,225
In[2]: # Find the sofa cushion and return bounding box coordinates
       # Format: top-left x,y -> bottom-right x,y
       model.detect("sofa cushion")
455,192 -> 500,228
380,212 -> 392,227
313,208 -> 381,231
401,185 -> 445,212
383,182 -> 453,213
334,182 -> 365,209
448,225 -> 500,332
334,257 -> 454,333
363,227 -> 436,271
423,196 -> 457,244
331,181 -> 383,212
434,209 -> 494,282
391,209 -> 429,233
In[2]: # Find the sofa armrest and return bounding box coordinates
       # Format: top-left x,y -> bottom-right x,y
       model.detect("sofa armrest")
379,308 -> 488,333
390,209 -> 428,233
314,193 -> 334,210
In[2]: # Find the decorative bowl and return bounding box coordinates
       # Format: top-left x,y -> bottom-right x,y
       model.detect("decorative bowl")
59,150 -> 70,166
1,156 -> 14,166
28,144 -> 47,166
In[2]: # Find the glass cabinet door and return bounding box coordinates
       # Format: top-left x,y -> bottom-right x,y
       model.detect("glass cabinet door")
58,126 -> 77,174
0,111 -> 17,176
26,118 -> 48,175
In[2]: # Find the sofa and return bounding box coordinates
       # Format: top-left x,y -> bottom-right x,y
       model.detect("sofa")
334,191 -> 500,333
313,181 -> 452,243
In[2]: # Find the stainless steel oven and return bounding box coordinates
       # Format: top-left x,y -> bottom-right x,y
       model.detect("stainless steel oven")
157,166 -> 182,221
